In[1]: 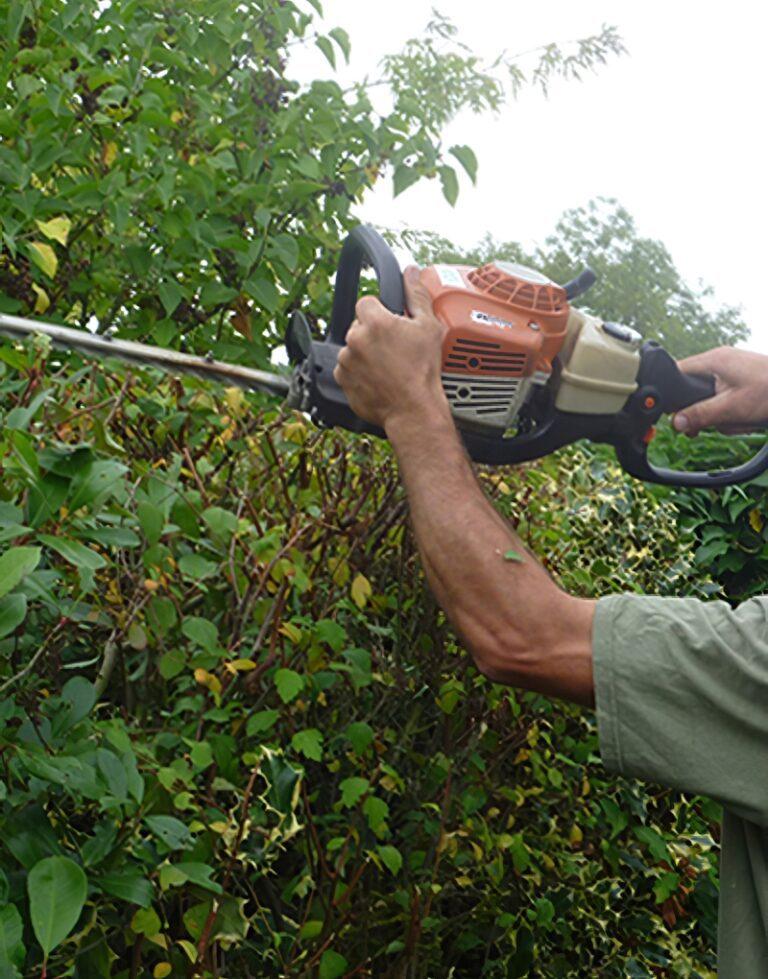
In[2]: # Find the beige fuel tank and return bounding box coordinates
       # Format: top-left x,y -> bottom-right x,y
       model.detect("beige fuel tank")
555,311 -> 641,415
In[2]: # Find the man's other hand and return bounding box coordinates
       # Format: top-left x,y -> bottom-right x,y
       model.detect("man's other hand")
674,347 -> 768,436
333,266 -> 452,433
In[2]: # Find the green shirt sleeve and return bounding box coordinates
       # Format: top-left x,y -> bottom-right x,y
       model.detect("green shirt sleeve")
592,593 -> 768,828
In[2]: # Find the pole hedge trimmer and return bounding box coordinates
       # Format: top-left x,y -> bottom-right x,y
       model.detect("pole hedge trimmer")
1,224 -> 766,488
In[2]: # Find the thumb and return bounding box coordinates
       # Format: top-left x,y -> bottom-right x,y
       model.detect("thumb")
673,391 -> 735,436
403,265 -> 432,319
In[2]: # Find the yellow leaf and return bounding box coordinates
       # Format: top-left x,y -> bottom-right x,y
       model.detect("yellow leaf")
749,507 -> 764,533
170,110 -> 184,123
102,140 -> 118,167
225,658 -> 256,673
350,572 -> 372,609
224,386 -> 245,418
279,622 -> 302,644
31,283 -> 50,314
569,823 -> 583,847
194,668 -> 222,696
34,216 -> 71,246
28,241 -> 58,279
330,557 -> 350,588
153,965 -> 172,978
177,939 -> 197,963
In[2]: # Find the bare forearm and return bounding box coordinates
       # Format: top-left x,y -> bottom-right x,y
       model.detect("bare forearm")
386,410 -> 595,706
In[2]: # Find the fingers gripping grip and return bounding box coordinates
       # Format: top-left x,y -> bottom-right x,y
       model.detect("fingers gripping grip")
299,226 -> 404,435
328,226 -> 405,343
619,344 -> 768,486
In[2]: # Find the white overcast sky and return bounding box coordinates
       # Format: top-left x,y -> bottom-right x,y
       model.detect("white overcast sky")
292,1 -> 768,352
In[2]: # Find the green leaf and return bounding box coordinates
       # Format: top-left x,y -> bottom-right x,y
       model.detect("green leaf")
439,165 -> 459,207
274,668 -> 304,703
131,907 -> 161,937
291,728 -> 323,761
393,164 -> 420,197
0,903 -> 24,971
328,27 -> 351,63
376,844 -> 402,876
449,144 -> 478,184
363,795 -> 389,830
247,275 -> 280,314
0,547 -> 40,599
339,776 -> 368,808
319,950 -> 348,979
170,863 -> 222,894
178,554 -> 218,580
96,748 -> 128,801
145,815 -> 193,851
315,36 -> 336,69
653,871 -> 680,903
0,594 -> 27,638
96,870 -> 153,907
314,619 -> 346,652
158,281 -> 183,317
504,549 -> 524,563
246,709 -> 280,736
181,617 -> 219,651
28,856 -> 87,957
267,234 -> 299,272
159,648 -> 186,679
39,536 -> 106,570
345,721 -> 374,754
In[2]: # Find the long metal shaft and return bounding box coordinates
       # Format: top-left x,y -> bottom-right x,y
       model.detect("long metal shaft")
0,312 -> 291,398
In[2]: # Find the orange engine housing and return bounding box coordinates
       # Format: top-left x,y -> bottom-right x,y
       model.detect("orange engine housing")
420,260 -> 571,432
422,261 -> 570,378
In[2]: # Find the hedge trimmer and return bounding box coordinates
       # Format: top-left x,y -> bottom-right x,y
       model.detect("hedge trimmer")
1,224 -> 766,487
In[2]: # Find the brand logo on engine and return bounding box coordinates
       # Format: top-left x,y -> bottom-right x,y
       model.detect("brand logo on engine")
471,310 -> 516,331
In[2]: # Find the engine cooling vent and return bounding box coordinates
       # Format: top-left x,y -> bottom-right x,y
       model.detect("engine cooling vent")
441,372 -> 530,432
445,337 -> 527,376
467,265 -> 567,315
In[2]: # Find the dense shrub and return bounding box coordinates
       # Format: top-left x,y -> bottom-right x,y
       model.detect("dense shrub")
0,345 -> 720,977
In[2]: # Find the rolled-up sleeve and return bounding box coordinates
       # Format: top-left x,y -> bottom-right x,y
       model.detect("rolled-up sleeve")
592,594 -> 768,827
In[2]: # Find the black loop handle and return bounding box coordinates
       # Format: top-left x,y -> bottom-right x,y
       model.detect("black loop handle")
328,226 -> 405,344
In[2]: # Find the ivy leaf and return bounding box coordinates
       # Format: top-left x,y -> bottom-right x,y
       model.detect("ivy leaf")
291,728 -> 323,761
376,844 -> 402,876
28,241 -> 58,279
274,668 -> 304,704
34,216 -> 71,246
339,776 -> 369,808
28,856 -> 87,957
449,144 -> 478,184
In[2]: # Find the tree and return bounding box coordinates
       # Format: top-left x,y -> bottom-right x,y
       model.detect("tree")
0,0 -> 622,366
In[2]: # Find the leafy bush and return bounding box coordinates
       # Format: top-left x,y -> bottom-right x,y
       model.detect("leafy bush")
0,345 -> 720,977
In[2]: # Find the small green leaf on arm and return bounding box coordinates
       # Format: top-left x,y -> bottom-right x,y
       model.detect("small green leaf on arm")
503,549 -> 524,563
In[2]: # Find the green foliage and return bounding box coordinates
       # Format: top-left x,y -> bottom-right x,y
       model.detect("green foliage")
405,198 -> 748,358
0,0 -> 622,364
0,344 -> 719,977
649,425 -> 768,600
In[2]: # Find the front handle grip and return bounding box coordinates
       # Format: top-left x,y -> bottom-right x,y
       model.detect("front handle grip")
328,226 -> 405,344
